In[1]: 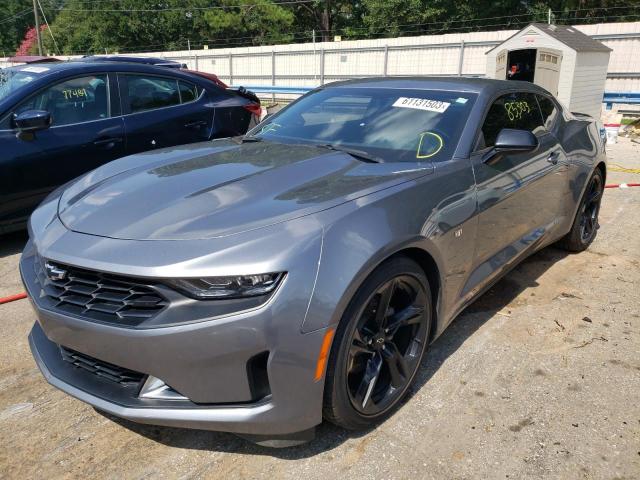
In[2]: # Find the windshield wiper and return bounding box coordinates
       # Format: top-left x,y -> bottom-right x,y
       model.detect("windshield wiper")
232,135 -> 263,144
316,144 -> 383,163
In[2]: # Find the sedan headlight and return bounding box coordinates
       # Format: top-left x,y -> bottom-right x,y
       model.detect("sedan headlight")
169,273 -> 285,299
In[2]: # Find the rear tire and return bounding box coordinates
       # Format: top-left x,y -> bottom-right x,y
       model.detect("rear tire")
323,256 -> 432,430
558,168 -> 604,252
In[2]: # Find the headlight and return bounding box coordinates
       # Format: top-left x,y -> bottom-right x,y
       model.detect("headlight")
169,273 -> 285,299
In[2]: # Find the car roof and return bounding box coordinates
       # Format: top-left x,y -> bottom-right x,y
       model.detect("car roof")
80,55 -> 187,68
10,60 -> 180,75
6,60 -> 222,88
325,76 -> 549,95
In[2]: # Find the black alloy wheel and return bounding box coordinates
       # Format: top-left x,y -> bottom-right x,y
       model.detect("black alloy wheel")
558,168 -> 604,252
323,257 -> 432,430
579,172 -> 603,242
346,275 -> 429,415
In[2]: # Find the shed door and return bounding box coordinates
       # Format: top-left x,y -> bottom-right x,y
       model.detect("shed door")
495,49 -> 508,80
533,49 -> 562,96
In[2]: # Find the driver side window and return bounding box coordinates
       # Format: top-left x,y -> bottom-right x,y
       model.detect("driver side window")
478,92 -> 544,150
14,75 -> 110,127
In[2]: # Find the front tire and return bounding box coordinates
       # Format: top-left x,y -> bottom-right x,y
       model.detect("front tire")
558,168 -> 604,252
323,257 -> 432,430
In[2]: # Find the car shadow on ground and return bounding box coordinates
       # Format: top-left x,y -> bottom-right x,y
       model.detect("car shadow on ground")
100,246 -> 569,459
0,231 -> 28,259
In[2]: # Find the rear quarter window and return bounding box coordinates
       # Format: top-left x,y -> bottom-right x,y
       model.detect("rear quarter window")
178,80 -> 200,103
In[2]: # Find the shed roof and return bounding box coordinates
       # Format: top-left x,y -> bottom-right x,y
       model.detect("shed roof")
486,23 -> 612,54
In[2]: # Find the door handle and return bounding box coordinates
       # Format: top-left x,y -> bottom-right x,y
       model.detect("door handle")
185,120 -> 207,129
93,137 -> 123,146
547,151 -> 560,165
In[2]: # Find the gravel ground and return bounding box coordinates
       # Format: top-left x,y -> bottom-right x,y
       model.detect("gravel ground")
0,138 -> 638,480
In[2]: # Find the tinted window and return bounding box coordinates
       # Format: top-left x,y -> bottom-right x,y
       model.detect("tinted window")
126,75 -> 180,113
250,88 -> 477,163
537,95 -> 558,130
178,80 -> 199,103
480,92 -> 544,148
13,75 -> 109,127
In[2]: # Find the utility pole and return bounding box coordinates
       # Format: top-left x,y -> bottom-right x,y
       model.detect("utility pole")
32,0 -> 43,55
312,29 -> 316,82
548,8 -> 552,25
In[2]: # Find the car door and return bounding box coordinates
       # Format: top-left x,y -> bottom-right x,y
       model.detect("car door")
119,73 -> 213,155
464,91 -> 564,295
536,93 -> 571,227
0,73 -> 125,230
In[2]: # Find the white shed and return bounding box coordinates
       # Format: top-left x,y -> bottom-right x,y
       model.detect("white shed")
485,23 -> 611,118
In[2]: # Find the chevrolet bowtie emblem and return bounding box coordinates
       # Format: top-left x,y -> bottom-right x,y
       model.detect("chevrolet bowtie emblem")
45,262 -> 67,281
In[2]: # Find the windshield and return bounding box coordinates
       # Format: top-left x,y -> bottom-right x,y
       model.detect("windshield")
249,87 -> 477,162
0,66 -> 47,101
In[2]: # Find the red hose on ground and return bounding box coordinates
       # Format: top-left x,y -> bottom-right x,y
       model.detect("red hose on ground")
605,183 -> 640,189
0,292 -> 27,305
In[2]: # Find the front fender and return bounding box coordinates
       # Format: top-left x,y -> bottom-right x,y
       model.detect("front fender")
300,171 -> 476,335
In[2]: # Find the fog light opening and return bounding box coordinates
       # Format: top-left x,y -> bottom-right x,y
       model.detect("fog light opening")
246,351 -> 271,401
138,375 -> 189,401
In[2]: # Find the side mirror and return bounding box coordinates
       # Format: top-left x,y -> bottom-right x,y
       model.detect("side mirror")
494,128 -> 537,152
14,110 -> 52,133
483,128 -> 537,164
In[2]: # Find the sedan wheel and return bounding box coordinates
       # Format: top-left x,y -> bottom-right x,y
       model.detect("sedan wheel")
324,257 -> 431,430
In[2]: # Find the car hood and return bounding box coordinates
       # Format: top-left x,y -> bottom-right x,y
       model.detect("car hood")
58,139 -> 431,241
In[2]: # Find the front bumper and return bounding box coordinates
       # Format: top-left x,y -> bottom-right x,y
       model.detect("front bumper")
22,219 -> 329,437
29,323 -> 279,433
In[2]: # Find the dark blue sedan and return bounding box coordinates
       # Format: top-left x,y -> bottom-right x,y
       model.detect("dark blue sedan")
0,60 -> 261,234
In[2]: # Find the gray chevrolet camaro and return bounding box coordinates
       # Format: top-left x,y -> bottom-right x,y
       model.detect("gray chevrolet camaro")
22,77 -> 606,447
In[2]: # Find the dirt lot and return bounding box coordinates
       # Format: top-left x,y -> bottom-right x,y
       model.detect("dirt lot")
1,138 -> 639,480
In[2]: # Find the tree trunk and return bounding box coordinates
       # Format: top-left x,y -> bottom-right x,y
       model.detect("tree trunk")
320,0 -> 331,42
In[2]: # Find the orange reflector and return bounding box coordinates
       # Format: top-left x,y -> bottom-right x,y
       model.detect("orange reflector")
314,328 -> 336,382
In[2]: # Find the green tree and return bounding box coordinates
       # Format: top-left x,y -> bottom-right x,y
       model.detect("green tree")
38,0 -> 640,54
44,0 -> 215,54
0,0 -> 57,57
286,1 -> 365,42
203,0 -> 295,46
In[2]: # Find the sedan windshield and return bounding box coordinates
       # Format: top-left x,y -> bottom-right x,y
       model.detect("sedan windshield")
249,87 -> 477,162
0,67 -> 42,101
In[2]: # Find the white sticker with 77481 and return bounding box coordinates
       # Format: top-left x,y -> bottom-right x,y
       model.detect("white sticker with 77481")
392,97 -> 450,113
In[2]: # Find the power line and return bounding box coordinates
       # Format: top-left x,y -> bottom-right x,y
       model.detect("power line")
33,5 -> 639,56
0,9 -> 33,25
56,12 -> 640,56
37,0 -> 60,55
41,0 -> 316,13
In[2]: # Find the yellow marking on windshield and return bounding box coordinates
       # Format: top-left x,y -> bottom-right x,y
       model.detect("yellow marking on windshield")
416,131 -> 443,159
504,101 -> 531,121
260,123 -> 281,134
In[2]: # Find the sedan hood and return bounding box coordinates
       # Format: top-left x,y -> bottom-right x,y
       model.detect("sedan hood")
58,139 -> 430,241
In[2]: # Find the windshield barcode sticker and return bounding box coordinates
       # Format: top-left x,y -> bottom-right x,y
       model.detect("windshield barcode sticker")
392,97 -> 450,113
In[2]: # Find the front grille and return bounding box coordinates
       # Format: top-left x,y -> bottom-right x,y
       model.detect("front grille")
60,346 -> 145,385
34,256 -> 167,327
